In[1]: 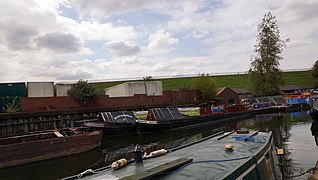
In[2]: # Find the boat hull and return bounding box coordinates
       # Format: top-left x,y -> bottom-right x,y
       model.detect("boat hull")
0,129 -> 103,169
310,113 -> 318,122
85,122 -> 137,136
222,132 -> 280,179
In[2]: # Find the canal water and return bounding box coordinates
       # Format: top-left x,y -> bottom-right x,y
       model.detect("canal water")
0,110 -> 317,180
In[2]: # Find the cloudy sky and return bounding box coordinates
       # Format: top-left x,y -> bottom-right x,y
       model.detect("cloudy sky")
0,0 -> 317,82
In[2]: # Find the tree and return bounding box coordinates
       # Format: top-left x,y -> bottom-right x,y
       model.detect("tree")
67,80 -> 98,103
192,73 -> 217,101
312,60 -> 318,88
249,12 -> 287,96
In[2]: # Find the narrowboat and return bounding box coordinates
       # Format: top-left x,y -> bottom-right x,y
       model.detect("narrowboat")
135,106 -> 275,133
0,127 -> 103,169
285,93 -> 312,112
64,130 -> 282,179
83,111 -> 138,136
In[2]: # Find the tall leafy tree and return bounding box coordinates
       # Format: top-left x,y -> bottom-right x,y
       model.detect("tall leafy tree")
192,73 -> 217,101
312,60 -> 318,88
249,12 -> 287,96
68,80 -> 98,103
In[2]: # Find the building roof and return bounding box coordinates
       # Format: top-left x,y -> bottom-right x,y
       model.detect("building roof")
231,88 -> 251,94
280,84 -> 301,91
217,87 -> 251,95
216,87 -> 228,96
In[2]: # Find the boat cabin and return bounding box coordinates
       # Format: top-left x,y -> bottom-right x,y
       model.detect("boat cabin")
146,108 -> 186,121
98,111 -> 138,123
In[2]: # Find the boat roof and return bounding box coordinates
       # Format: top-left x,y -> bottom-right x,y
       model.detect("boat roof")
98,111 -> 138,123
68,131 -> 275,180
148,108 -> 186,121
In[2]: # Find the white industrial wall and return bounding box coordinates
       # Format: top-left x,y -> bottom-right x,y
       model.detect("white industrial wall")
105,83 -> 130,97
27,82 -> 54,97
105,81 -> 163,97
56,84 -> 73,96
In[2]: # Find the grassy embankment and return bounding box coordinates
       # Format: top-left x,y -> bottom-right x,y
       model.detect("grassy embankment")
93,70 -> 313,118
93,70 -> 314,93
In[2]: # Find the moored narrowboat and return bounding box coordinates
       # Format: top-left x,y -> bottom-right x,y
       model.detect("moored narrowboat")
135,106 -> 275,133
65,130 -> 282,179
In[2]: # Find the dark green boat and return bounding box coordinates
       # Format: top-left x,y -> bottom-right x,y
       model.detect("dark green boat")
65,130 -> 282,179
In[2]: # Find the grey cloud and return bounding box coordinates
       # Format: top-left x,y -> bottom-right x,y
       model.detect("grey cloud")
36,32 -> 82,53
2,22 -> 38,50
70,0 -> 148,18
282,1 -> 318,22
103,40 -> 140,56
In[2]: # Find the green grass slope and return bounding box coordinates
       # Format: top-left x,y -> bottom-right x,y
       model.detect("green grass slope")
93,70 -> 314,92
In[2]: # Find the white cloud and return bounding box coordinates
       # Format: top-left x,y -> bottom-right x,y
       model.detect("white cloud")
147,30 -> 179,53
75,20 -> 138,41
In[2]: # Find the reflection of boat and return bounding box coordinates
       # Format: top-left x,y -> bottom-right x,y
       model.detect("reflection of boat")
310,108 -> 318,122
68,130 -> 282,179
84,111 -> 138,136
255,114 -> 273,121
0,148 -> 103,180
0,128 -> 103,169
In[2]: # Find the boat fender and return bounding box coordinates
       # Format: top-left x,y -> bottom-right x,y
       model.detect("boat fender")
225,144 -> 234,152
149,149 -> 167,157
111,158 -> 127,170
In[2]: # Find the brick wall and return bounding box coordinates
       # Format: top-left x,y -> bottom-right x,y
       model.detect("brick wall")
20,90 -> 200,113
217,88 -> 240,105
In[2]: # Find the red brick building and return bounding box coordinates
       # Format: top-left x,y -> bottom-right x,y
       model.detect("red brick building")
217,87 -> 252,105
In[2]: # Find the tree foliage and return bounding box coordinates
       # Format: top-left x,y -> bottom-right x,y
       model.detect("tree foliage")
192,73 -> 217,101
142,76 -> 153,81
312,60 -> 318,88
68,80 -> 98,103
249,12 -> 287,96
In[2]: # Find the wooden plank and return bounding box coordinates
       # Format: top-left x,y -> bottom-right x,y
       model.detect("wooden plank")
53,131 -> 64,137
120,158 -> 193,180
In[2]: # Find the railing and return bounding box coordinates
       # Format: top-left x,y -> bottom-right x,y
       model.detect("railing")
84,68 -> 312,83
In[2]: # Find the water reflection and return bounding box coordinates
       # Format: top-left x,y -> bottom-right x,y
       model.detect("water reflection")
0,148 -> 104,180
253,111 -> 317,179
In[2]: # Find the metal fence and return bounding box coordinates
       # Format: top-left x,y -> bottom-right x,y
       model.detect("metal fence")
84,68 -> 312,83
